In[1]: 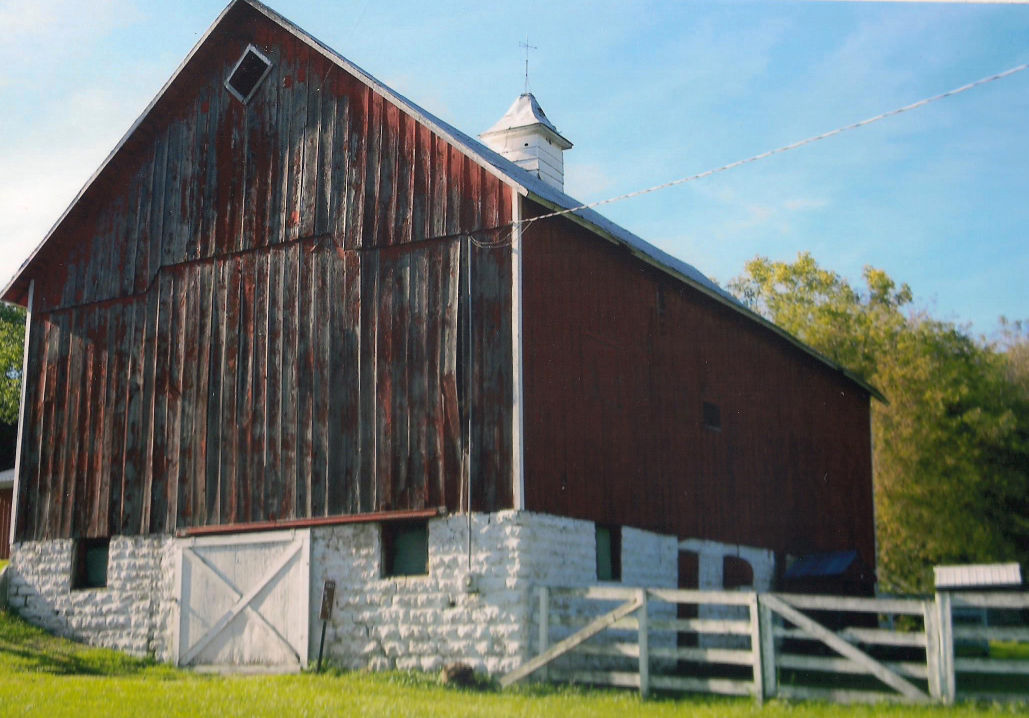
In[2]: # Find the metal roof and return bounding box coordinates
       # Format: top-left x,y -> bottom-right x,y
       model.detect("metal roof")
480,93 -> 572,149
0,0 -> 883,402
784,550 -> 861,579
934,563 -> 1022,589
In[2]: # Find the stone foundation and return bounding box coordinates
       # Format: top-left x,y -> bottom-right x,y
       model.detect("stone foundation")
5,511 -> 678,673
5,535 -> 176,659
309,511 -> 677,674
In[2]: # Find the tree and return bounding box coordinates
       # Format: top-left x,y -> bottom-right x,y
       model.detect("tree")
731,253 -> 1029,593
0,303 -> 25,425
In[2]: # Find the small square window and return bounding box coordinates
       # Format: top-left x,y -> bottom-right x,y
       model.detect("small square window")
596,524 -> 621,582
72,538 -> 110,590
702,401 -> 721,431
382,521 -> 429,577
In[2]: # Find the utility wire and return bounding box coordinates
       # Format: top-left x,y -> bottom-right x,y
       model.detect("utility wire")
520,61 -> 1029,232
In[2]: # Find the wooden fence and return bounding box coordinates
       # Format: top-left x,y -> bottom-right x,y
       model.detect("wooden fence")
499,586 -> 1029,705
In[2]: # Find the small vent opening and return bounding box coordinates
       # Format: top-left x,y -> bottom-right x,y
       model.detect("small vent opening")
702,401 -> 721,431
226,45 -> 272,103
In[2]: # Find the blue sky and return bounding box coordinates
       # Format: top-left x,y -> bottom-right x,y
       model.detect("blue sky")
1,0 -> 1026,337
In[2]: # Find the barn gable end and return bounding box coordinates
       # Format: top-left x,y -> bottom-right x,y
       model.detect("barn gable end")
9,0 -> 513,541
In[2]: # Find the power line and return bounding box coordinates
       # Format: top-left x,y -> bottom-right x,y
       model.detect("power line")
520,61 -> 1029,232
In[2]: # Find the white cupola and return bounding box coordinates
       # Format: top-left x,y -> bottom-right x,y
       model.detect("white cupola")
479,93 -> 573,192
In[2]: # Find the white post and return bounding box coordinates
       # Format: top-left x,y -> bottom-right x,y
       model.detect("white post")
747,592 -> 764,703
758,594 -> 778,700
538,586 -> 550,682
637,588 -> 649,699
510,189 -> 525,511
9,280 -> 34,552
936,591 -> 956,704
923,599 -> 943,702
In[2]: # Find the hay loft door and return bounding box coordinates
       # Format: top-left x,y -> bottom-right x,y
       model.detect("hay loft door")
175,530 -> 311,671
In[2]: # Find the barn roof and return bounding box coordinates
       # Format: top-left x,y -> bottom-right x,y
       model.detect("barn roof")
0,0 -> 882,402
934,563 -> 1022,590
784,550 -> 861,579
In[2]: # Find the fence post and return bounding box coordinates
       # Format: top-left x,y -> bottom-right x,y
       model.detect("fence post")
758,594 -> 777,700
637,588 -> 650,699
747,592 -> 764,704
935,590 -> 955,705
923,598 -> 942,702
538,586 -> 550,682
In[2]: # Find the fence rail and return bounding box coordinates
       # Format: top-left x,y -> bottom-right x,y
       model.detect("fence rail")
499,586 -> 1029,705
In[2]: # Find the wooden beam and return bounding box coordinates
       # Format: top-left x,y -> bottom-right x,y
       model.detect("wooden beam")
772,592 -> 926,615
10,280 -> 33,547
936,591 -> 956,704
759,596 -> 778,699
637,589 -> 649,699
176,507 -> 441,536
748,592 -> 763,702
923,599 -> 943,701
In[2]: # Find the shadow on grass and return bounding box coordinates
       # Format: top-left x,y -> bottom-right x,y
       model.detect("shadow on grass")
0,610 -> 176,677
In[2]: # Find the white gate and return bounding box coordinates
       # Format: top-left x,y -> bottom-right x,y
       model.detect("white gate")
174,529 -> 311,671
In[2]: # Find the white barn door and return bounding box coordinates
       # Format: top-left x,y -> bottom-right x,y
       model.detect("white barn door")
175,530 -> 310,671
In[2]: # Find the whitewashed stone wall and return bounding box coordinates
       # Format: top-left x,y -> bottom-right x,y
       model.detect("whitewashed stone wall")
623,527 -> 679,589
5,536 -> 176,659
541,524 -> 679,673
5,512 -> 678,676
309,511 -> 678,675
679,538 -> 775,592
679,538 -> 775,648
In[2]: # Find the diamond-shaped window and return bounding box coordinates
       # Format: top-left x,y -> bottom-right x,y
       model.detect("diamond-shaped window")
225,45 -> 272,104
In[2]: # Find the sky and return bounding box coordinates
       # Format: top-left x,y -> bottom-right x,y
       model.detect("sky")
0,0 -> 1026,338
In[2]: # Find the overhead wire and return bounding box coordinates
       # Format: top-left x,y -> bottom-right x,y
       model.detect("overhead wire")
514,61 -> 1029,235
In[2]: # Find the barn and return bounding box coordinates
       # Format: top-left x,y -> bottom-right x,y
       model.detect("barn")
2,0 -> 878,673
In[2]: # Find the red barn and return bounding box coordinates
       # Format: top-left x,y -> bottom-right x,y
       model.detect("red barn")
2,0 -> 876,672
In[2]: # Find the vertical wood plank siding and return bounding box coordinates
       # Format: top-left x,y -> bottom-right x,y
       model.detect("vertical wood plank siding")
15,7 -> 512,539
521,201 -> 876,571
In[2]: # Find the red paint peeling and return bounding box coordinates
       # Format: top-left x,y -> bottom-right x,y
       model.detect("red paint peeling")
13,3 -> 515,540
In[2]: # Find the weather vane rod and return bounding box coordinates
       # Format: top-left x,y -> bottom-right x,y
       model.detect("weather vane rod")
518,37 -> 538,94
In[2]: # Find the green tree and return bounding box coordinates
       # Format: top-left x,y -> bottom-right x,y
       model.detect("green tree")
0,303 -> 25,425
731,253 -> 1029,593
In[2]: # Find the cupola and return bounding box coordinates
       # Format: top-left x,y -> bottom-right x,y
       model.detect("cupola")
479,93 -> 572,192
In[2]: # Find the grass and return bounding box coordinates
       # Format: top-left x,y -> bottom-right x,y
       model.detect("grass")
989,641 -> 1029,661
0,610 -> 1026,718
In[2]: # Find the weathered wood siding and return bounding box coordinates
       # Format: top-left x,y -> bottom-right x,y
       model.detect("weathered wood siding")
521,202 -> 876,571
15,3 -> 512,540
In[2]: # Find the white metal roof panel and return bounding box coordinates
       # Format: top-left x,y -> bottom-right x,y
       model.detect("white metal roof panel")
934,563 -> 1022,589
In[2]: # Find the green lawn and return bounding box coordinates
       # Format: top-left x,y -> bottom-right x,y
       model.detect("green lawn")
0,610 -> 1025,718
